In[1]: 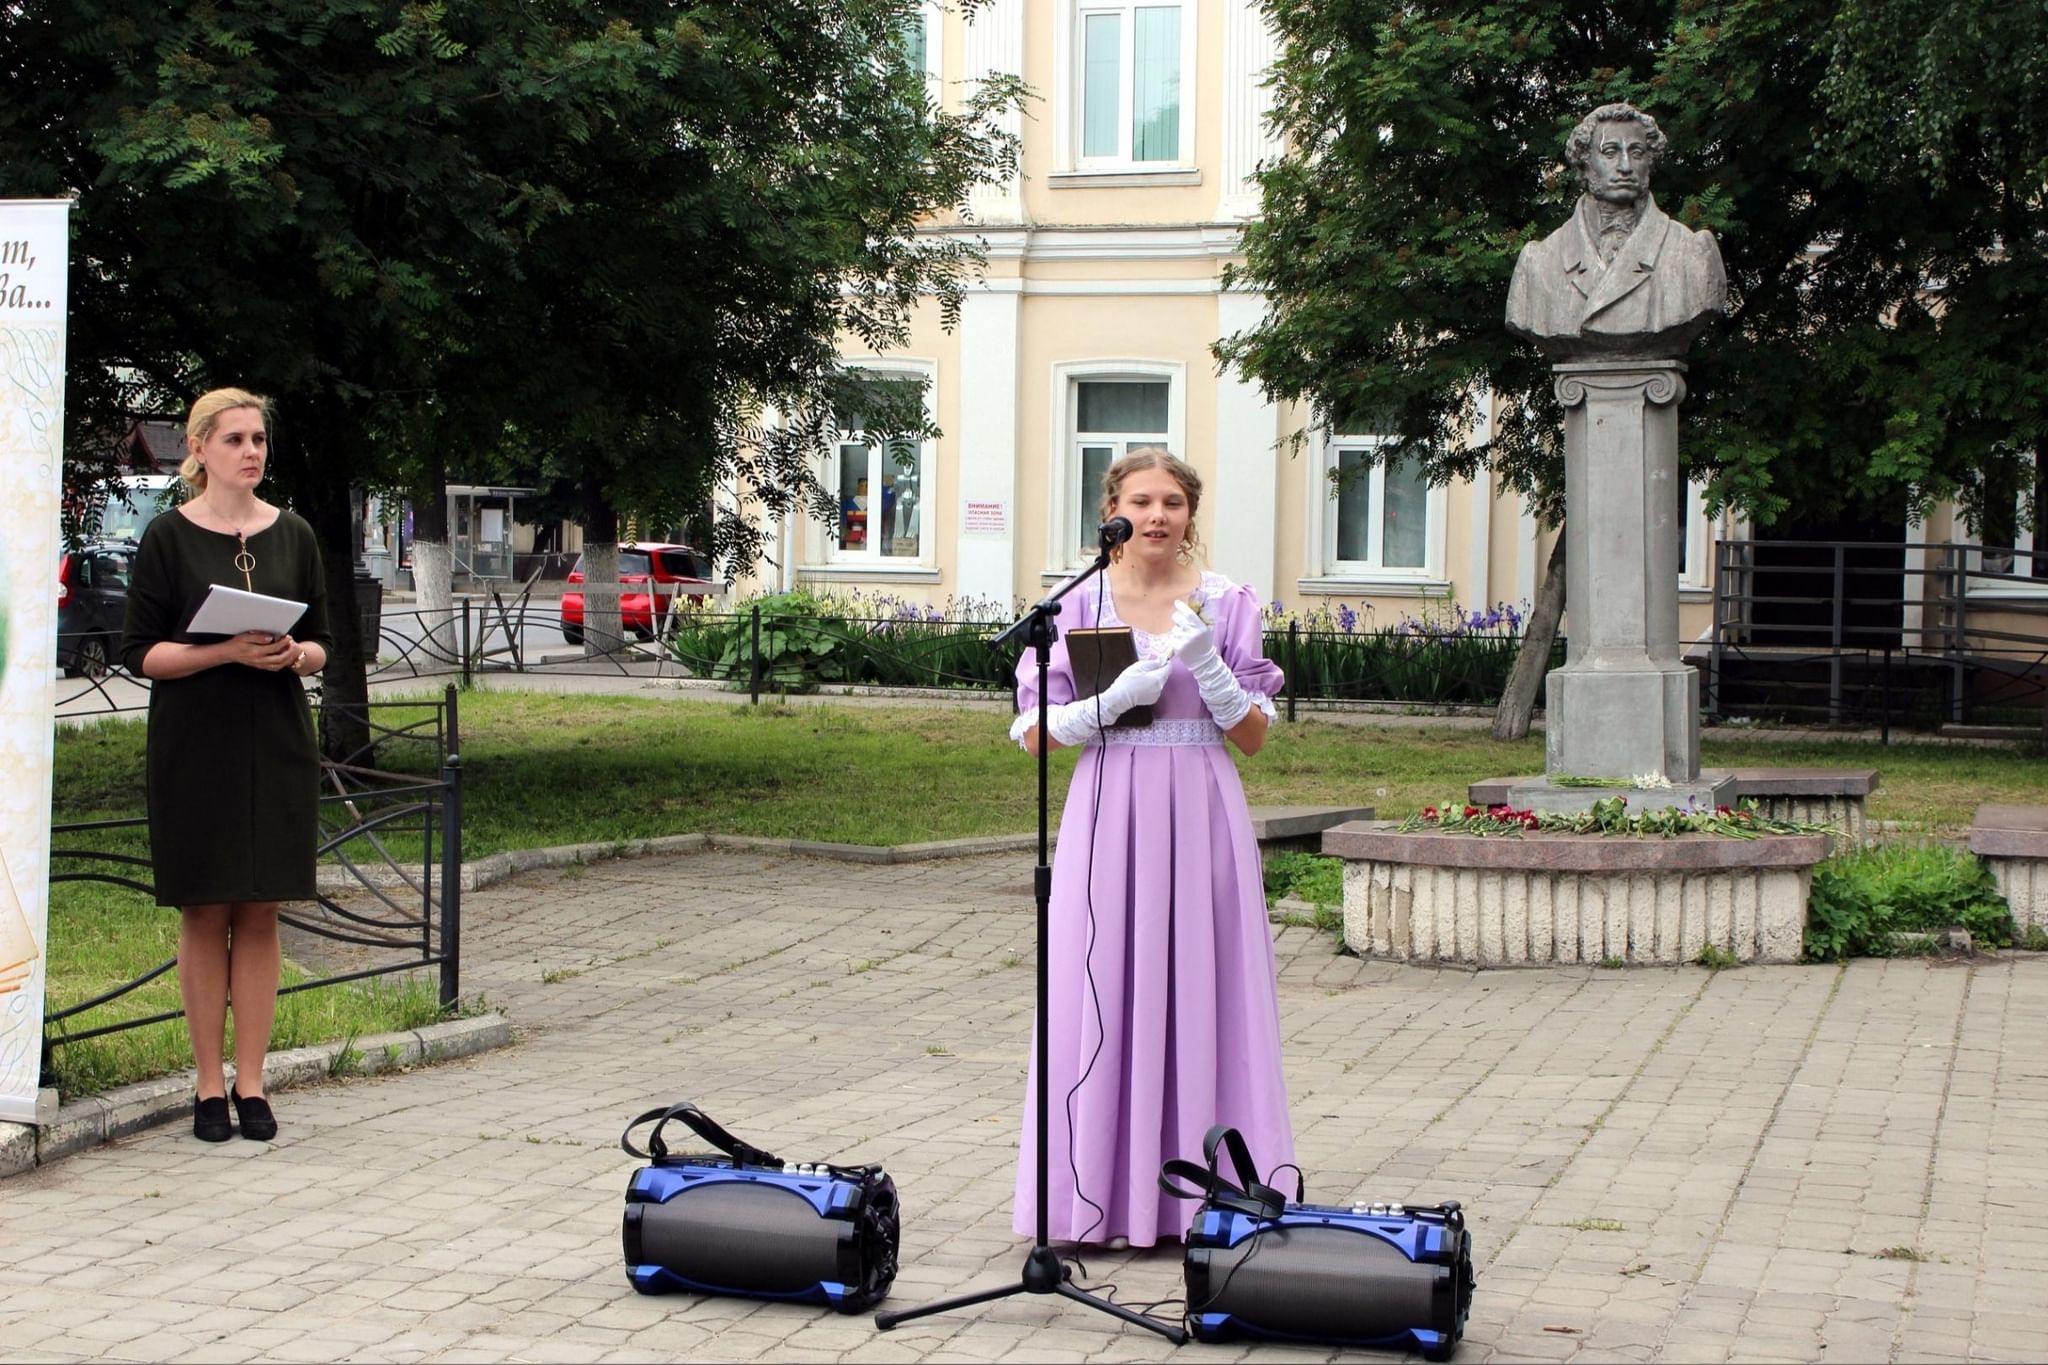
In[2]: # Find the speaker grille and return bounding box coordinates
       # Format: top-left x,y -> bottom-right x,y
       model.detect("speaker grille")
1197,1224 -> 1445,1341
637,1184 -> 844,1293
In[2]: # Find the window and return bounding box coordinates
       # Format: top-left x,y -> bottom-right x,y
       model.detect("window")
1329,437 -> 1430,572
1678,477 -> 1712,592
1049,361 -> 1185,572
829,372 -> 931,566
834,431 -> 923,560
1975,452 -> 2047,590
1070,2 -> 1190,167
1073,380 -> 1170,556
900,3 -> 941,104
1301,431 -> 1449,592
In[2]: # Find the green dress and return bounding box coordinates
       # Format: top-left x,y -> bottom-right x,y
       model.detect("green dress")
120,508 -> 335,908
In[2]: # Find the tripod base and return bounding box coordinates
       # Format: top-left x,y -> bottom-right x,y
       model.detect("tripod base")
875,1245 -> 1187,1343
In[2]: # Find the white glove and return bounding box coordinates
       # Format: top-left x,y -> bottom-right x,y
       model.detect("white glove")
1169,601 -> 1253,729
1041,655 -> 1172,747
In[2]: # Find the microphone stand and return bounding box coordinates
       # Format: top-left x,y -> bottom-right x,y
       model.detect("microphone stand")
876,534 -> 1184,1344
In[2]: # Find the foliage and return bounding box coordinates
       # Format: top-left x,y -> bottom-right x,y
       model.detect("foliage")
1400,796 -> 1830,839
1804,843 -> 2016,961
1226,0 -> 2048,534
668,590 -> 1022,692
1264,600 -> 1552,706
2,0 -> 1023,753
1263,850 -> 1345,909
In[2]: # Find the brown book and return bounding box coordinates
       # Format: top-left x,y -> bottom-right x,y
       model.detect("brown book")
1064,627 -> 1153,728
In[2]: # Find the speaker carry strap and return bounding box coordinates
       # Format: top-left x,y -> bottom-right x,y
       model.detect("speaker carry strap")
621,1101 -> 783,1169
1158,1124 -> 1295,1220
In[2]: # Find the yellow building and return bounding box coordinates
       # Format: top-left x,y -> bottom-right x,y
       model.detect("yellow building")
743,0 -> 2041,693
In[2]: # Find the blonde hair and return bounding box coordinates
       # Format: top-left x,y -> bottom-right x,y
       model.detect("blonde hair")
180,387 -> 271,492
1100,446 -> 1204,561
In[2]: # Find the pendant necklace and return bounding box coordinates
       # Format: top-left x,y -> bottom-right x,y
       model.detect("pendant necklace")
233,531 -> 256,592
211,500 -> 258,591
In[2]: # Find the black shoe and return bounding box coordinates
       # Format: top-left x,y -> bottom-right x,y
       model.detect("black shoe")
194,1095 -> 233,1143
231,1087 -> 277,1142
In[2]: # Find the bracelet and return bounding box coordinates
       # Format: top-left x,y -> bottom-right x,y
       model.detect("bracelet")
293,649 -> 307,673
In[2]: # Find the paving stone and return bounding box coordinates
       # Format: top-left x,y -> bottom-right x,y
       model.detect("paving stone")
4,850 -> 2048,1361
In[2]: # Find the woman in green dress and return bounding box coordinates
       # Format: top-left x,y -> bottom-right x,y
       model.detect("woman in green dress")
120,389 -> 332,1143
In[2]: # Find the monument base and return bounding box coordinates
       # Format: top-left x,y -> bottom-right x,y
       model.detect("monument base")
1507,772 -> 1737,817
1544,660 -> 1704,786
1322,822 -> 1833,966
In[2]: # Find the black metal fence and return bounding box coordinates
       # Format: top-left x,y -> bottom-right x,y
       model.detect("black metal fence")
58,599 -> 1570,718
42,689 -> 463,1070
1709,540 -> 2048,730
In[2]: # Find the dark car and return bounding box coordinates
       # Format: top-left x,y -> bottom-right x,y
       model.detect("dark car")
58,544 -> 134,677
560,543 -> 714,644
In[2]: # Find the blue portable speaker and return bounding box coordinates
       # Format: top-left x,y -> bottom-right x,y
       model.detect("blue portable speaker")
620,1102 -> 899,1312
1162,1127 -> 1475,1360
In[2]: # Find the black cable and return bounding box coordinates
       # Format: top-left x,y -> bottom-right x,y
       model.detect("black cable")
1062,566 -> 1113,1245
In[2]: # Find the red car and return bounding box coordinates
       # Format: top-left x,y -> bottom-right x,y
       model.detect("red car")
560,543 -> 714,644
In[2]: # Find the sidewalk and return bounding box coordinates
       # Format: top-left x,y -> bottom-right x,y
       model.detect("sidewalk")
3,845 -> 2044,1362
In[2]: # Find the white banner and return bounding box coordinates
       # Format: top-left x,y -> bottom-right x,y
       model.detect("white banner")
0,199 -> 70,1125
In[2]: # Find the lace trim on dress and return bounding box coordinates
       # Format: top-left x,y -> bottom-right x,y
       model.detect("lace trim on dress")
1102,717 -> 1225,747
1009,711 -> 1230,748
1101,570 -> 1236,658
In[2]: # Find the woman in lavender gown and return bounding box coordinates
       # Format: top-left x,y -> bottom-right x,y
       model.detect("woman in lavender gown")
1010,448 -> 1294,1248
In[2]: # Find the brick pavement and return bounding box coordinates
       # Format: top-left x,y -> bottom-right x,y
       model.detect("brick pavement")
3,847 -> 2046,1363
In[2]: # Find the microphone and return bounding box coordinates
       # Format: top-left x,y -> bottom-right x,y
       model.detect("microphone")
1097,516 -> 1135,551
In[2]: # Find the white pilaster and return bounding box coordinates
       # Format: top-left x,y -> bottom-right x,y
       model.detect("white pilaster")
1212,288 -> 1280,594
956,287 -> 1021,605
1902,512 -> 1927,647
1219,2 -> 1281,219
965,0 -> 1027,224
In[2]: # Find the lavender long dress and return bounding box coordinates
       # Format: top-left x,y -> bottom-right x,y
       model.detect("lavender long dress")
1010,572 -> 1296,1247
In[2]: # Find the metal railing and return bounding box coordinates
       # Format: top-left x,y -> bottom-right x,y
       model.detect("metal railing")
1709,540 -> 2048,728
42,688 -> 463,1069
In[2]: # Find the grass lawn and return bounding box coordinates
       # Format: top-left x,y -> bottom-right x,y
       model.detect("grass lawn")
56,690 -> 2048,849
45,691 -> 2047,1093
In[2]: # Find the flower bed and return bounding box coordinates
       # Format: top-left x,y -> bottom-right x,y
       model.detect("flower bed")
1262,600 -> 1557,707
1400,794 -> 1832,840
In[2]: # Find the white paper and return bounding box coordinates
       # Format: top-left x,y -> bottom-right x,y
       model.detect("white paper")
187,583 -> 308,638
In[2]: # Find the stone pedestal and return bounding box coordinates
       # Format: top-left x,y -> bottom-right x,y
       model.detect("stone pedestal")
1521,358 -> 1731,812
1970,805 -> 2048,935
1323,822 -> 1832,966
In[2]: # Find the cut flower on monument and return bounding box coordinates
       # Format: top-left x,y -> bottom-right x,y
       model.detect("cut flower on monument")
1402,796 -> 1834,841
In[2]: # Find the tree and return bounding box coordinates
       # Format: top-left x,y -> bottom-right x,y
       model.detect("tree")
1221,0 -> 2048,733
4,1 -> 1021,734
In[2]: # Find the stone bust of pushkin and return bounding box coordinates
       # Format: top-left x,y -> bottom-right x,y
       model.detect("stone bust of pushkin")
1506,102 -> 1727,360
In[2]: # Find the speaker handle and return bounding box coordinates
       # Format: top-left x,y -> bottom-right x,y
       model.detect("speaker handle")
1158,1125 -> 1291,1220
622,1101 -> 783,1170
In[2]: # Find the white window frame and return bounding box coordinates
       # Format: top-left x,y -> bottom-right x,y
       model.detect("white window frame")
1679,478 -> 1713,597
911,1 -> 942,107
1958,452 -> 2048,598
805,357 -> 940,581
1053,0 -> 1197,174
1048,359 -> 1186,575
1298,429 -> 1450,596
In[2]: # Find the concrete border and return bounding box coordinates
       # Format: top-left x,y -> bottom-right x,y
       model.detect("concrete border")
317,806 -> 1374,893
3,1013 -> 511,1179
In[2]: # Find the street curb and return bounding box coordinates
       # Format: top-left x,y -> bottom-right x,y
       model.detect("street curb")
316,831 -> 1041,896
319,812 -> 1374,896
3,1013 -> 511,1178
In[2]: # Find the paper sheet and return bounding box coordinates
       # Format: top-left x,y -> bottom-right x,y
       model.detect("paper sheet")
186,583 -> 308,639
